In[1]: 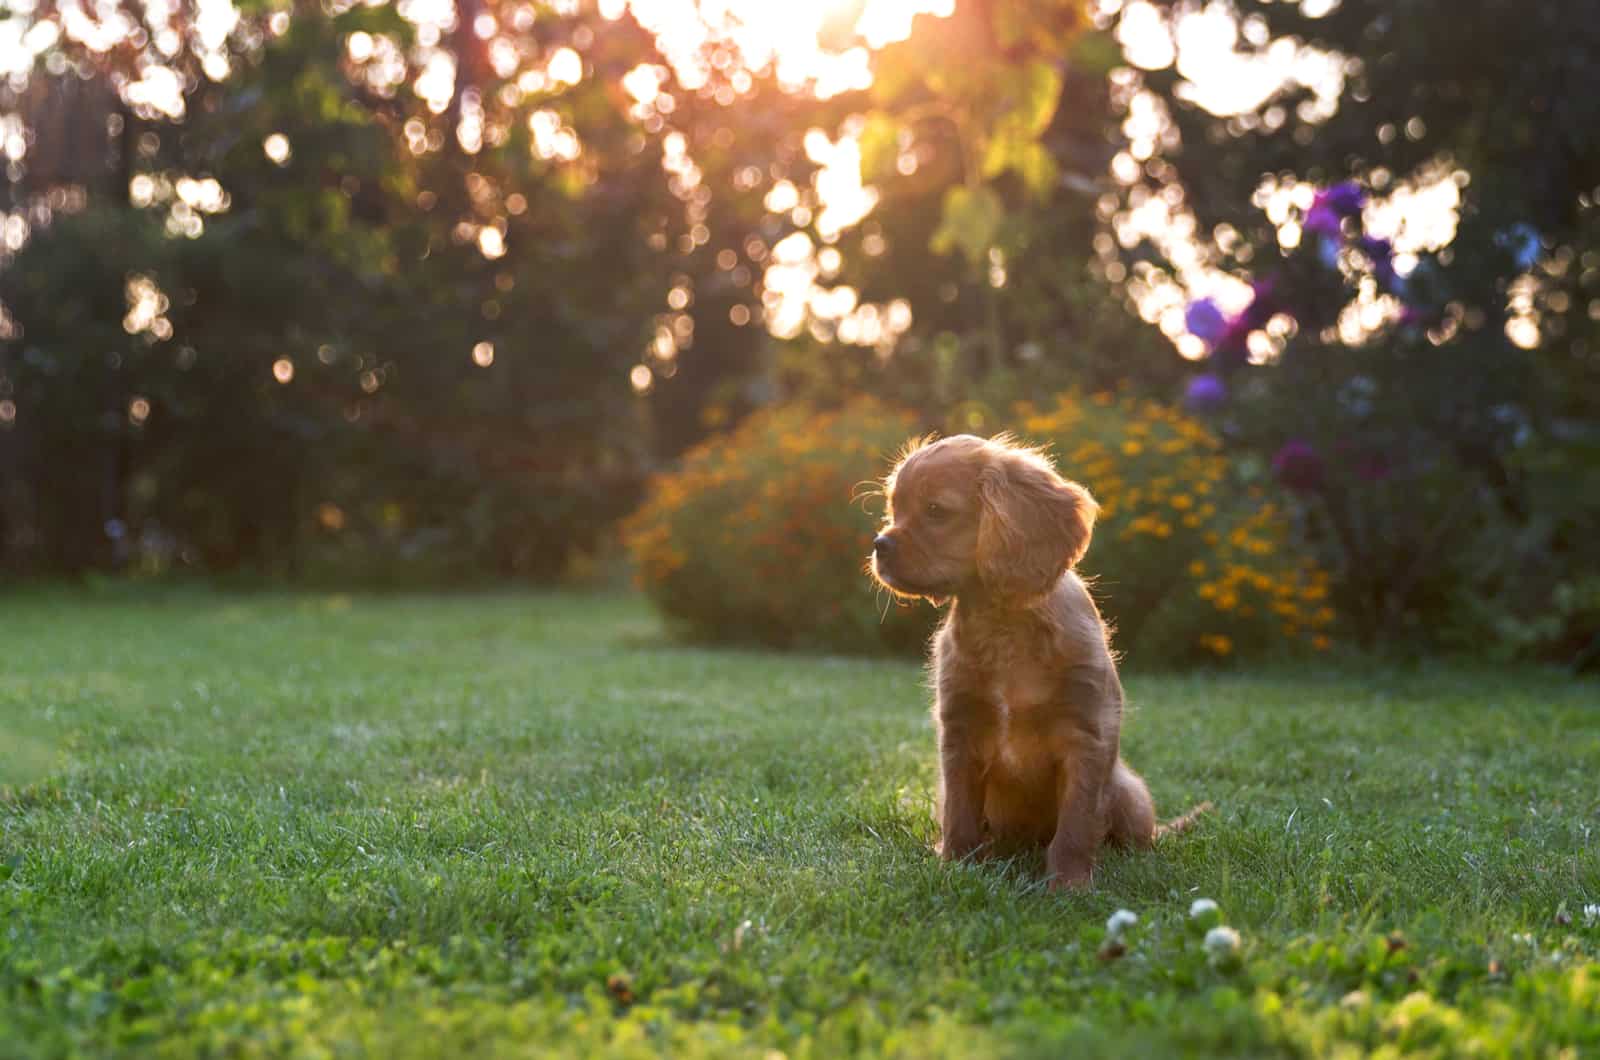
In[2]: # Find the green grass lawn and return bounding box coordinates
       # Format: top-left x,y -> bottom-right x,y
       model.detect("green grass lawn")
2,591 -> 1597,1057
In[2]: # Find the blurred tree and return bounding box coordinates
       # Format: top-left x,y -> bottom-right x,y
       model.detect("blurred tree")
806,20 -> 1177,424
0,0 -> 1174,580
1,1 -> 689,578
739,4 -> 1176,431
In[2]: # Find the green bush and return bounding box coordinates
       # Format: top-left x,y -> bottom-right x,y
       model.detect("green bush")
626,392 -> 1335,664
623,398 -> 937,653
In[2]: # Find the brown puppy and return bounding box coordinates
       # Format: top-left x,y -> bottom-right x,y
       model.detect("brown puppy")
869,433 -> 1205,890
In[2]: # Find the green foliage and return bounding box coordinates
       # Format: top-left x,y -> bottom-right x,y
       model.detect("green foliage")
623,398 -> 935,653
1112,0 -> 1600,664
852,0 -> 1084,279
846,0 -> 1091,384
928,184 -> 1004,264
978,61 -> 1063,196
1,592 -> 1597,1056
793,20 -> 1178,414
2,2 -> 678,579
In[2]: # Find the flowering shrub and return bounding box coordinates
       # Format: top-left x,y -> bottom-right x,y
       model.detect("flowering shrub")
1014,390 -> 1334,662
623,398 -> 937,653
1169,180 -> 1600,666
628,391 -> 1335,663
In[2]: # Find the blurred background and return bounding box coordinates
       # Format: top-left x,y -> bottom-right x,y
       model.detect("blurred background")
1,0 -> 1597,668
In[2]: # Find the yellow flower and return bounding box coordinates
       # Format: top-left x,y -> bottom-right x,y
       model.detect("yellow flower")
1199,634 -> 1234,656
1170,494 -> 1193,510
1122,440 -> 1143,456
1188,560 -> 1207,576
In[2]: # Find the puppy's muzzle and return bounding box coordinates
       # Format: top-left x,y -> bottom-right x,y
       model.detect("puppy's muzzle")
872,533 -> 895,559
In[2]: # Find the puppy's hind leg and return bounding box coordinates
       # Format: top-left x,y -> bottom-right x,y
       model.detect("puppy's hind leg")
1104,759 -> 1157,850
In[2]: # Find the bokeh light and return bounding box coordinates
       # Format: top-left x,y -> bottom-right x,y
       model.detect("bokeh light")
262,133 -> 291,166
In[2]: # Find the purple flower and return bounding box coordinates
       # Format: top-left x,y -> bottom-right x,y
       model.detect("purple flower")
1241,276 -> 1281,329
1303,201 -> 1343,240
1183,374 -> 1227,411
1185,298 -> 1229,347
1360,236 -> 1396,286
1272,439 -> 1324,493
1305,181 -> 1363,241
1316,181 -> 1366,217
1211,316 -> 1252,370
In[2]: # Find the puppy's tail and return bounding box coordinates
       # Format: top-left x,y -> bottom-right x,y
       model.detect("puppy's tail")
1154,801 -> 1213,841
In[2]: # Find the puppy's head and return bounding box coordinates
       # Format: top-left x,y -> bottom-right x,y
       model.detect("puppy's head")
869,434 -> 1097,603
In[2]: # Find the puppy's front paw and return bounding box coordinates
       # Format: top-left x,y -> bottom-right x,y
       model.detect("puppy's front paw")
936,830 -> 983,861
1046,854 -> 1094,892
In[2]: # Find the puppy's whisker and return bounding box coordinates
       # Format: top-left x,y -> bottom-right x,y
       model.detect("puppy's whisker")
850,479 -> 885,500
850,480 -> 887,513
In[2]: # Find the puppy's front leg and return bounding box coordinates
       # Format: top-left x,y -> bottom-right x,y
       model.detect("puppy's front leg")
934,690 -> 994,861
1046,745 -> 1114,890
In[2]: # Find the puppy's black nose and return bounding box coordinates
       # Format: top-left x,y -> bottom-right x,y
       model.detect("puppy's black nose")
873,534 -> 894,556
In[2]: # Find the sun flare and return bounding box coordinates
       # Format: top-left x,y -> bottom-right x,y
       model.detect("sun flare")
620,0 -> 953,98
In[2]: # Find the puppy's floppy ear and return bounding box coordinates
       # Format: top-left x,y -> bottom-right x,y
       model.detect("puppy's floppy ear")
977,445 -> 1098,600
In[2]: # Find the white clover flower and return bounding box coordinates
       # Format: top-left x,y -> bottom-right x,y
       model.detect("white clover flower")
1204,925 -> 1242,963
1190,898 -> 1219,920
1105,909 -> 1139,938
1583,903 -> 1600,927
1339,989 -> 1370,1010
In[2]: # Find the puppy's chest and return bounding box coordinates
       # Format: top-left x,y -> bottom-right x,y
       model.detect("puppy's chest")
993,663 -> 1058,719
981,657 -> 1065,772
968,641 -> 1060,720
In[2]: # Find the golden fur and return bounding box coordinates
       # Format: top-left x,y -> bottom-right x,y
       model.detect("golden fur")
869,433 -> 1206,890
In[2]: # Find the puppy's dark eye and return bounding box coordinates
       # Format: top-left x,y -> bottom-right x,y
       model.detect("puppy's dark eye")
925,501 -> 947,520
